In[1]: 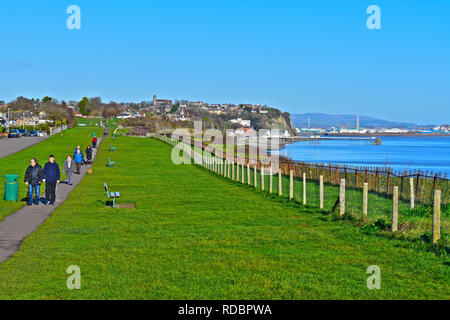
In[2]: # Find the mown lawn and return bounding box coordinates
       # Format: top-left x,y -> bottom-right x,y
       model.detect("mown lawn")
0,136 -> 448,299
0,126 -> 103,222
233,164 -> 450,237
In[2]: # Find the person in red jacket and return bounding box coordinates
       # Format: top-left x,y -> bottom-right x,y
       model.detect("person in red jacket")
92,136 -> 98,148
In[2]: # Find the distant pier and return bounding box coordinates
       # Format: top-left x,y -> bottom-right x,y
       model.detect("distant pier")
274,136 -> 382,146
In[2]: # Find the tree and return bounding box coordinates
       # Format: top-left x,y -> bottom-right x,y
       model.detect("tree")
42,96 -> 52,102
78,97 -> 89,116
170,102 -> 180,114
102,102 -> 120,118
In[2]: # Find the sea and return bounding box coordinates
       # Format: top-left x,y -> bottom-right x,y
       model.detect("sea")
276,136 -> 450,176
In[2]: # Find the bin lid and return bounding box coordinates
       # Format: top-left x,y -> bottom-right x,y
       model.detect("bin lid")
5,175 -> 19,182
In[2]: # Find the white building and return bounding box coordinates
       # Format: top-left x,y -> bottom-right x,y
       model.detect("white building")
116,113 -> 132,119
230,118 -> 251,127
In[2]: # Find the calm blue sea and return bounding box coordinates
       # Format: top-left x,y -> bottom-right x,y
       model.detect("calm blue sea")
276,136 -> 450,176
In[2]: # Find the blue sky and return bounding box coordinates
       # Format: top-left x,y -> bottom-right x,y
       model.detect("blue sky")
0,0 -> 449,124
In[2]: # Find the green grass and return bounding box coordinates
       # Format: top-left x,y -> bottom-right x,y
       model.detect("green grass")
220,160 -> 450,239
0,126 -> 103,222
0,136 -> 448,299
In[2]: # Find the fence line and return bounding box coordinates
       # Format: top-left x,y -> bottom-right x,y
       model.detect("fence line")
155,135 -> 447,243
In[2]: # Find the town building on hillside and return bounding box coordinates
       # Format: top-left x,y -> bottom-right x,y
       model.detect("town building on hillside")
235,127 -> 254,137
116,113 -> 132,119
230,118 -> 251,127
153,95 -> 172,107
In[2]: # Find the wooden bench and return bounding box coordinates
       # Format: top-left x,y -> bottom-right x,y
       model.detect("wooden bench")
104,183 -> 120,208
107,157 -> 115,167
110,144 -> 116,152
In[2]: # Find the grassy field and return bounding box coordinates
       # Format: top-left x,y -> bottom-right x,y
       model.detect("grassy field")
175,140 -> 450,239
228,162 -> 450,238
0,136 -> 448,299
0,126 -> 103,222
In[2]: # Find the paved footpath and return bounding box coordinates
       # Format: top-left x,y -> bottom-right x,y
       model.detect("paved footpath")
0,139 -> 102,263
0,136 -> 48,159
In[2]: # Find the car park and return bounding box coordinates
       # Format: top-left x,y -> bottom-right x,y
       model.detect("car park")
8,129 -> 21,138
18,129 -> 29,136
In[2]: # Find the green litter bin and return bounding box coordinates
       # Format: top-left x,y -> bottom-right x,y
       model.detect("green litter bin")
4,175 -> 19,202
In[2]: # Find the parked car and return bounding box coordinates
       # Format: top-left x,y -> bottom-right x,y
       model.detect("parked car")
29,130 -> 38,137
37,130 -> 46,137
18,129 -> 28,136
8,129 -> 20,138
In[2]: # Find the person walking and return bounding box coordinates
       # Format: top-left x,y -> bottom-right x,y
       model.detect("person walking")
63,155 -> 76,185
92,136 -> 98,148
85,145 -> 93,164
74,148 -> 84,174
24,158 -> 43,206
43,155 -> 60,206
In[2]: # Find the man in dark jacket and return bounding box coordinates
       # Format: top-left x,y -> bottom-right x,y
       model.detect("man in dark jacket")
43,155 -> 60,206
24,158 -> 43,206
85,145 -> 93,164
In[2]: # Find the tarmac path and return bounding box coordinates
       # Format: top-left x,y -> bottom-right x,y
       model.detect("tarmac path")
0,139 -> 102,263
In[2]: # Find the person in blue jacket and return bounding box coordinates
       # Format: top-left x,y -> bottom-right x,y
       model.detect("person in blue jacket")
73,148 -> 84,174
42,155 -> 60,205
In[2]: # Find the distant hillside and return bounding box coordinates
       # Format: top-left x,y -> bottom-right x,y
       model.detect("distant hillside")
290,113 -> 426,129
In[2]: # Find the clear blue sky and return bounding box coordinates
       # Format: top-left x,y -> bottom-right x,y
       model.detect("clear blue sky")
0,0 -> 449,124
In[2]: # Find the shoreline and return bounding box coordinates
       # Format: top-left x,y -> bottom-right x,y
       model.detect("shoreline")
274,135 -> 450,176
298,133 -> 450,138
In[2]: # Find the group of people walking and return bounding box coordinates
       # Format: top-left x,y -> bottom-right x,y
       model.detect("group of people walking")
24,141 -> 96,206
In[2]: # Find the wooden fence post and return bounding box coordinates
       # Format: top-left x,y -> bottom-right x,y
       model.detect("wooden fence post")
363,182 -> 368,218
392,186 -> 399,232
410,177 -> 415,209
289,170 -> 294,200
247,164 -> 251,185
261,166 -> 265,191
227,161 -> 231,178
269,166 -> 273,194
232,162 -> 235,180
433,190 -> 441,244
223,160 -> 227,177
339,179 -> 346,216
279,171 -> 283,196
319,175 -> 324,209
302,172 -> 307,205
236,162 -> 240,182
242,164 -> 245,183
254,165 -> 257,188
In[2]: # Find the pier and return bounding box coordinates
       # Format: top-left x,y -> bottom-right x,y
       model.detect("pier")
275,136 -> 382,146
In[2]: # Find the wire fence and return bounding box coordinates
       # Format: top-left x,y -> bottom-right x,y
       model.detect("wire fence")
155,135 -> 449,244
